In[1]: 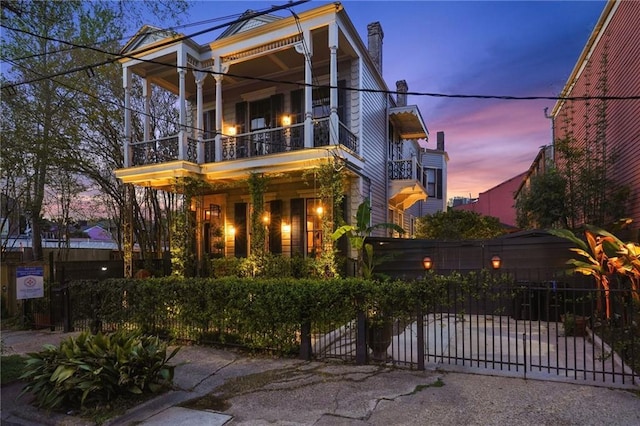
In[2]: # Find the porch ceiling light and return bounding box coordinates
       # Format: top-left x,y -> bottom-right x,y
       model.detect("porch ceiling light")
282,115 -> 292,126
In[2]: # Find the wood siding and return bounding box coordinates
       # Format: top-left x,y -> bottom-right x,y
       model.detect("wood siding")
360,62 -> 389,233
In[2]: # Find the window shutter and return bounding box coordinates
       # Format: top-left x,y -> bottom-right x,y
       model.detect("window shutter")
290,198 -> 304,256
269,200 -> 282,254
235,101 -> 247,134
234,203 -> 247,258
436,169 -> 443,200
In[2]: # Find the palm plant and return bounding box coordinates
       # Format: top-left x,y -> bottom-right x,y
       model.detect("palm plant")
550,222 -> 640,320
331,198 -> 404,279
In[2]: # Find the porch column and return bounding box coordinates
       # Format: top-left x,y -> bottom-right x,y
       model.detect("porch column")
329,21 -> 339,146
295,30 -> 313,148
194,68 -> 207,164
142,78 -> 151,142
214,61 -> 228,162
177,48 -> 187,160
123,67 -> 132,167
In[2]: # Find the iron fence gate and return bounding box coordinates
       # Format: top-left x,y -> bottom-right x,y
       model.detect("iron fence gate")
315,279 -> 639,389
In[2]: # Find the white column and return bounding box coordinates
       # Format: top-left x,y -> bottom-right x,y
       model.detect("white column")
143,78 -> 151,142
177,47 -> 187,160
123,67 -> 132,167
329,21 -> 339,146
177,68 -> 187,160
194,69 -> 207,163
295,30 -> 313,148
214,61 -> 228,162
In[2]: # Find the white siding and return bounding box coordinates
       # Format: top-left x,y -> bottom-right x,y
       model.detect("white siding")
360,63 -> 388,234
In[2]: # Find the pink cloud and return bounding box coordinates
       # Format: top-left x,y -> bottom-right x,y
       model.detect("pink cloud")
429,99 -> 552,198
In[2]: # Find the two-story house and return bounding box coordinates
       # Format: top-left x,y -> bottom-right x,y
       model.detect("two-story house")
114,3 -> 429,267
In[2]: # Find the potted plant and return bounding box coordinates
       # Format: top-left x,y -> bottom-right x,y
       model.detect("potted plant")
561,312 -> 589,337
331,199 -> 405,362
367,312 -> 394,361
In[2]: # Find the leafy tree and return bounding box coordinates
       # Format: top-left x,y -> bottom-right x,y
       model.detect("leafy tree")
515,167 -> 568,229
1,1 -> 189,261
415,209 -> 506,240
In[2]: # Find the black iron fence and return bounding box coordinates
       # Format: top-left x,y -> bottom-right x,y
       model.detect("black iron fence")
28,271 -> 639,389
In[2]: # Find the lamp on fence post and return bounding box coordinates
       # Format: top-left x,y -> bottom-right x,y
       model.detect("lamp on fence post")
491,255 -> 502,270
422,256 -> 433,271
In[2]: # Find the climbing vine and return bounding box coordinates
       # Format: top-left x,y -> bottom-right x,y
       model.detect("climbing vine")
303,159 -> 346,277
248,173 -> 269,259
169,177 -> 215,277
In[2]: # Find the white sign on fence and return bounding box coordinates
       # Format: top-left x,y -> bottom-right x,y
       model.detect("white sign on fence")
16,266 -> 44,300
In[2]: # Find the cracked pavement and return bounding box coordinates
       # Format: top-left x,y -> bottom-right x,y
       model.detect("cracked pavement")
2,330 -> 640,426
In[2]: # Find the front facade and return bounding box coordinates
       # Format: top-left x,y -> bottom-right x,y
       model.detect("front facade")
550,0 -> 639,234
115,3 -> 429,264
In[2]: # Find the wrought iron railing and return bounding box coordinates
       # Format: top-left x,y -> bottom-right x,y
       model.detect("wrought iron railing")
131,134 -> 197,166
388,158 -> 426,187
220,124 -> 305,161
129,119 -> 357,166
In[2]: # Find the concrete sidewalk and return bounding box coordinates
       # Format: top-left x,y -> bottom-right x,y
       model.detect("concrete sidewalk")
2,329 -> 640,425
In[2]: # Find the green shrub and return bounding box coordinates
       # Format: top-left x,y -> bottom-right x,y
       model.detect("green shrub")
20,330 -> 180,410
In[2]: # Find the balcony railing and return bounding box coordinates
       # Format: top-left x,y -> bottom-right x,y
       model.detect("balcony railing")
388,157 -> 427,188
220,123 -> 304,161
131,134 -> 198,166
129,120 -> 358,167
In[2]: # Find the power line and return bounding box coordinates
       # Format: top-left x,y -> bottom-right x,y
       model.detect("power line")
1,56 -> 204,135
0,0 -> 311,89
2,0 -> 639,102
4,11 -> 252,63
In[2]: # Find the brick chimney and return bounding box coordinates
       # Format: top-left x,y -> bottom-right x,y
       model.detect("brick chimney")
396,80 -> 408,107
367,22 -> 384,75
437,131 -> 445,151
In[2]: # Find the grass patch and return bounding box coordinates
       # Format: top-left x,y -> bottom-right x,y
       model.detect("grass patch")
1,354 -> 26,385
409,378 -> 445,395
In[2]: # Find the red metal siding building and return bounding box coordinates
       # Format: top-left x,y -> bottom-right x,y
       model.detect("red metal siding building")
551,0 -> 640,235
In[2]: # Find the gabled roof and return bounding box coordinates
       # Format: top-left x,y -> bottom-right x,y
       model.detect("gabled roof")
120,25 -> 179,55
216,10 -> 283,40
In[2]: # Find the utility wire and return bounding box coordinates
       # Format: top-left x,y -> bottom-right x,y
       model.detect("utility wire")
0,0 -> 310,89
4,12 -> 251,63
1,55 -> 205,135
2,0 -> 639,102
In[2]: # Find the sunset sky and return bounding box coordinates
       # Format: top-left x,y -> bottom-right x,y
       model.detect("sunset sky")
184,0 -> 607,200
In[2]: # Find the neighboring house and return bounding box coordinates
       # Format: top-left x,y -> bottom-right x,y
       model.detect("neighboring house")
404,130 -> 448,235
549,0 -> 639,234
82,225 -> 116,242
115,3 -> 429,264
453,172 -> 526,228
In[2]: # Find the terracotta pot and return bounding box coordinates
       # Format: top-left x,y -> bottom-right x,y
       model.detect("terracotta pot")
562,314 -> 588,337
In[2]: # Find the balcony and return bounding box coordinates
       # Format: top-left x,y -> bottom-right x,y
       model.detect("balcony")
388,157 -> 428,210
129,118 -> 358,166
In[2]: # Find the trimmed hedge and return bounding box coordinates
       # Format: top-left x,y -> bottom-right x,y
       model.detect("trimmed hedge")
67,271 -> 506,353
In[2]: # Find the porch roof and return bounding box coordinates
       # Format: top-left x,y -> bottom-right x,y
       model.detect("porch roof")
389,105 -> 428,140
